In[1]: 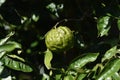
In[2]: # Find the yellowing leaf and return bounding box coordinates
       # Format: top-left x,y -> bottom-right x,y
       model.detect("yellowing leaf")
44,49 -> 53,69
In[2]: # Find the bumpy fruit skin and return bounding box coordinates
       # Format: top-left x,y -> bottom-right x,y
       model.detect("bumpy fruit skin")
45,26 -> 74,52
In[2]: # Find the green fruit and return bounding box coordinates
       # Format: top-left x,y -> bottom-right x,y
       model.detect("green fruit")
45,26 -> 74,52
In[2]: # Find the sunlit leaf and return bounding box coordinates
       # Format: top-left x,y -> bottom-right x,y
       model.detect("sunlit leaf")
112,72 -> 120,80
77,73 -> 87,80
97,16 -> 111,37
97,58 -> 120,80
8,54 -> 25,62
1,75 -> 12,80
63,75 -> 74,80
0,41 -> 21,52
46,3 -> 57,12
1,56 -> 33,72
102,46 -> 117,62
0,62 -> 4,75
44,49 -> 53,69
0,0 -> 6,7
0,51 -> 6,59
32,14 -> 39,22
69,53 -> 99,71
46,2 -> 63,18
42,73 -> 50,80
0,32 -> 14,46
105,77 -> 112,80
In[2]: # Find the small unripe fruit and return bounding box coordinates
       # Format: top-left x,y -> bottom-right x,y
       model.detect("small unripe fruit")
45,26 -> 74,52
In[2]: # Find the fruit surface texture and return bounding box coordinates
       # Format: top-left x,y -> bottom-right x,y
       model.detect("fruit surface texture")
45,26 -> 74,52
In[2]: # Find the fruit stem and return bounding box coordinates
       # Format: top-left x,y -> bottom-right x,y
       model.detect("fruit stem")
53,19 -> 68,28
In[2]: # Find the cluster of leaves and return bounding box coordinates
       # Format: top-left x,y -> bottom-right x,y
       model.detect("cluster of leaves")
0,32 -> 33,80
0,0 -> 120,80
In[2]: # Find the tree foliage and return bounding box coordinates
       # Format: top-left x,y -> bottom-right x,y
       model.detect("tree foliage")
0,0 -> 120,80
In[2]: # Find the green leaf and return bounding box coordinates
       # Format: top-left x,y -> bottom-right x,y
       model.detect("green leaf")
0,62 -> 4,75
92,64 -> 104,79
55,74 -> 62,80
102,46 -> 117,62
32,14 -> 39,22
63,75 -> 74,80
0,32 -> 14,46
1,75 -> 12,80
30,41 -> 38,48
0,0 -> 6,7
0,41 -> 21,52
77,73 -> 87,80
1,56 -> 33,72
44,49 -> 53,69
97,16 -> 111,37
0,51 -> 6,59
103,38 -> 119,47
105,77 -> 112,80
112,72 -> 120,80
46,3 -> 56,12
8,54 -> 25,62
117,19 -> 120,31
42,73 -> 50,80
69,53 -> 99,71
97,58 -> 120,80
